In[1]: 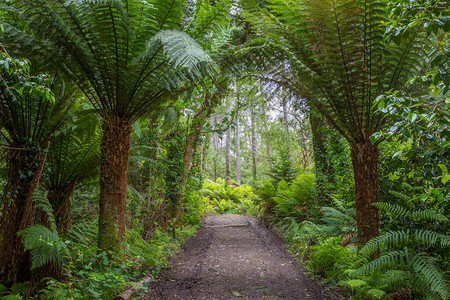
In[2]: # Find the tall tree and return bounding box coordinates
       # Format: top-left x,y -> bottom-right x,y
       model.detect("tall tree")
0,53 -> 68,285
282,99 -> 292,161
251,107 -> 257,183
235,111 -> 242,184
2,0 -> 215,254
244,0 -> 426,245
225,126 -> 231,184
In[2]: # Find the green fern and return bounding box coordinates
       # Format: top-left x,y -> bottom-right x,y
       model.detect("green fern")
17,225 -> 70,270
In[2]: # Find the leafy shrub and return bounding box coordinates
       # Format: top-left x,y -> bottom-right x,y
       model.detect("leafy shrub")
308,237 -> 356,278
348,199 -> 450,300
272,174 -> 316,220
200,178 -> 260,215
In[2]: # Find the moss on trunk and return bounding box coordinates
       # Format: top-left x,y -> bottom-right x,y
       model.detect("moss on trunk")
98,115 -> 131,255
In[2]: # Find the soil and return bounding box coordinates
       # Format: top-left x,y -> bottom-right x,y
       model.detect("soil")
145,214 -> 329,300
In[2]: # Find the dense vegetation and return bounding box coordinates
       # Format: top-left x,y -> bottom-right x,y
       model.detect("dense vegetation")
0,0 -> 448,299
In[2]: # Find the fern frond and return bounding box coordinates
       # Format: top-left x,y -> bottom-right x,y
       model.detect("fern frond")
352,250 -> 405,276
411,253 -> 449,300
17,225 -> 70,270
360,230 -> 410,255
412,210 -> 448,222
414,230 -> 450,248
33,187 -> 57,232
378,270 -> 409,290
373,202 -> 408,217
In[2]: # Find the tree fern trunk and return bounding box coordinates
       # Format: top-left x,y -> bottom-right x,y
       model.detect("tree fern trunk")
0,147 -> 48,285
351,142 -> 380,246
53,177 -> 78,234
98,115 -> 131,256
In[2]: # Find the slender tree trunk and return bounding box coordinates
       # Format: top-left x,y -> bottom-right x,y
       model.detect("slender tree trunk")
310,114 -> 334,205
98,115 -> 131,255
175,94 -> 216,224
261,110 -> 273,169
251,108 -> 257,182
292,114 -> 311,171
214,132 -> 219,181
225,127 -> 231,185
0,146 -> 48,286
147,117 -> 158,201
235,114 -> 241,185
282,100 -> 292,161
350,142 -> 380,246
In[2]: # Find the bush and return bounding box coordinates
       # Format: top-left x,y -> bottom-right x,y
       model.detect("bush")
200,178 -> 260,215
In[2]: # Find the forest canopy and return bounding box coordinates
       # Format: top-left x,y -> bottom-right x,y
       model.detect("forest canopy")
0,0 -> 448,299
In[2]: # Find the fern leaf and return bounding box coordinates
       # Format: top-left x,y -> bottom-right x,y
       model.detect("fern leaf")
360,230 -> 410,255
411,253 -> 449,300
373,202 -> 408,217
412,210 -> 448,222
352,250 -> 405,276
414,229 -> 450,248
17,225 -> 69,270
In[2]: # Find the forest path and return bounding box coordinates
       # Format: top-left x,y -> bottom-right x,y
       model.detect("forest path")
145,214 -> 328,300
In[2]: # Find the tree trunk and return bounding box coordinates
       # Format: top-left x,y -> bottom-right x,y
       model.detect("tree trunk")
235,114 -> 241,185
0,146 -> 48,286
282,100 -> 292,161
175,93 -> 216,225
98,115 -> 131,255
292,114 -> 311,171
251,108 -> 257,183
261,110 -> 273,169
53,177 -> 78,234
225,127 -> 231,185
310,114 -> 334,205
351,142 -> 380,246
147,117 -> 158,201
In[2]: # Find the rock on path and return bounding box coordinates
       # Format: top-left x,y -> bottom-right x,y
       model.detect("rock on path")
145,214 -> 328,300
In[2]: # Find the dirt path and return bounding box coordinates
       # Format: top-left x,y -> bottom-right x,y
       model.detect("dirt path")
145,214 -> 328,300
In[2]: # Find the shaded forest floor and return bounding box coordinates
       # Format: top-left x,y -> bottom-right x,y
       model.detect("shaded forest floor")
145,214 -> 328,300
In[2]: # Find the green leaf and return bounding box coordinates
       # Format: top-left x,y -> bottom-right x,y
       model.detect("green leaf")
441,175 -> 450,185
437,164 -> 448,174
230,290 -> 243,297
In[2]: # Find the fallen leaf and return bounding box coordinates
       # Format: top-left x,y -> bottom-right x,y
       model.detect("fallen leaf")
231,290 -> 243,297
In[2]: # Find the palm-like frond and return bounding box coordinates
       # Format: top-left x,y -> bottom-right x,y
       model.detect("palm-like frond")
242,0 -> 428,143
1,0 -> 217,121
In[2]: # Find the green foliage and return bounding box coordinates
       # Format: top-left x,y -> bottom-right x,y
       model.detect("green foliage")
37,221 -> 198,299
18,225 -> 70,270
269,147 -> 297,184
349,197 -> 450,300
0,283 -> 29,299
272,174 -> 316,220
200,178 -> 260,215
308,237 -> 356,278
